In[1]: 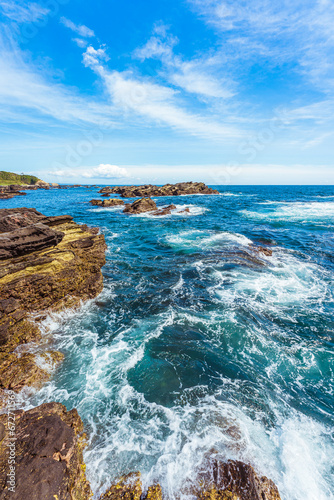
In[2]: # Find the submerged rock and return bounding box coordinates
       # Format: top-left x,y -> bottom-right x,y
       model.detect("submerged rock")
0,402 -> 92,500
99,182 -> 219,198
0,207 -> 106,391
123,198 -> 157,214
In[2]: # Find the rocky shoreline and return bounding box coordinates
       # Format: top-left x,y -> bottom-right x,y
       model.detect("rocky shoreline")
99,182 -> 219,198
0,205 -> 281,500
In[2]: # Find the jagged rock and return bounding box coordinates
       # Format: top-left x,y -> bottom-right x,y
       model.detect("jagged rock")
151,204 -> 177,216
0,208 -> 106,391
123,198 -> 157,214
197,460 -> 281,500
0,402 -> 92,499
99,182 -> 219,198
90,199 -> 124,207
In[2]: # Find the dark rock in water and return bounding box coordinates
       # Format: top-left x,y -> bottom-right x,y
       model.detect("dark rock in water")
0,224 -> 64,260
101,193 -> 110,197
90,199 -> 124,207
151,204 -> 177,216
99,182 -> 219,198
99,460 -> 281,500
249,245 -> 273,257
197,460 -> 281,500
123,198 -> 157,214
0,207 -> 106,391
0,402 -> 92,500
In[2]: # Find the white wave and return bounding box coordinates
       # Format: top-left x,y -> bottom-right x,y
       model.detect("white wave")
133,204 -> 208,218
242,201 -> 334,222
166,229 -> 252,250
209,249 -> 331,316
89,206 -> 124,212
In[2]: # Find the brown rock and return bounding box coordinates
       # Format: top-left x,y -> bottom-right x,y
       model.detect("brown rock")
123,198 -> 157,214
90,199 -> 124,207
99,182 -> 219,198
0,207 -> 107,391
198,460 -> 281,500
249,245 -> 273,257
151,204 -> 177,216
0,224 -> 64,260
0,402 -> 92,500
100,473 -> 142,500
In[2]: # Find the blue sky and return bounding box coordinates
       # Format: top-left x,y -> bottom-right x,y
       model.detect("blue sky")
0,0 -> 333,184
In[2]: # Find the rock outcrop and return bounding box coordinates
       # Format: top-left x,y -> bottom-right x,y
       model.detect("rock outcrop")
90,199 -> 124,207
151,204 -> 177,216
0,207 -> 106,391
197,460 -> 281,500
99,182 -> 219,198
123,198 -> 157,214
0,402 -> 92,500
99,461 -> 281,500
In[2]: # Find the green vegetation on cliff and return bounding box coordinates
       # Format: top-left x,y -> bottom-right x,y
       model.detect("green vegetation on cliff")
0,170 -> 40,185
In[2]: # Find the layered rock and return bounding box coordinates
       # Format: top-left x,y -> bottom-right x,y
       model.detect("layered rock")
99,182 -> 219,198
0,207 -> 106,391
123,198 -> 157,214
90,199 -> 124,207
0,402 -> 92,500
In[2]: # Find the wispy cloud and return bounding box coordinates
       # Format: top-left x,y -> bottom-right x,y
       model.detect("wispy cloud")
0,34 -> 113,126
0,0 -> 49,23
83,43 -> 241,139
135,24 -> 234,99
187,0 -> 334,94
60,17 -> 95,38
52,164 -> 130,179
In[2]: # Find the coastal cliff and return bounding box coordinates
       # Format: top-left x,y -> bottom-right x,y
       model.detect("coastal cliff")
0,207 -> 106,391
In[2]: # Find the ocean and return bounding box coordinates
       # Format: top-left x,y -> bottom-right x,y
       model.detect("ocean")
6,185 -> 334,500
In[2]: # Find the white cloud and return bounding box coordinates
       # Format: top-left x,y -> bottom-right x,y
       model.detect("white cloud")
87,60 -> 240,138
83,45 -> 109,67
82,164 -> 129,178
0,0 -> 49,23
52,164 -> 130,179
0,35 -> 114,126
135,26 -> 234,100
73,38 -> 88,48
188,0 -> 334,94
60,17 -> 95,38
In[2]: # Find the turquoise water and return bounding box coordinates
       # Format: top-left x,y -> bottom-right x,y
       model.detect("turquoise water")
6,185 -> 334,499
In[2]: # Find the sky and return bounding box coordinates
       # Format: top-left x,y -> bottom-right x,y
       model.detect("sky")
0,0 -> 333,185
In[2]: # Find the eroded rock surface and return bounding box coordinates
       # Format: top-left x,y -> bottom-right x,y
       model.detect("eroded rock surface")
0,402 -> 92,500
0,207 -> 106,391
99,182 -> 219,198
123,198 -> 157,214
